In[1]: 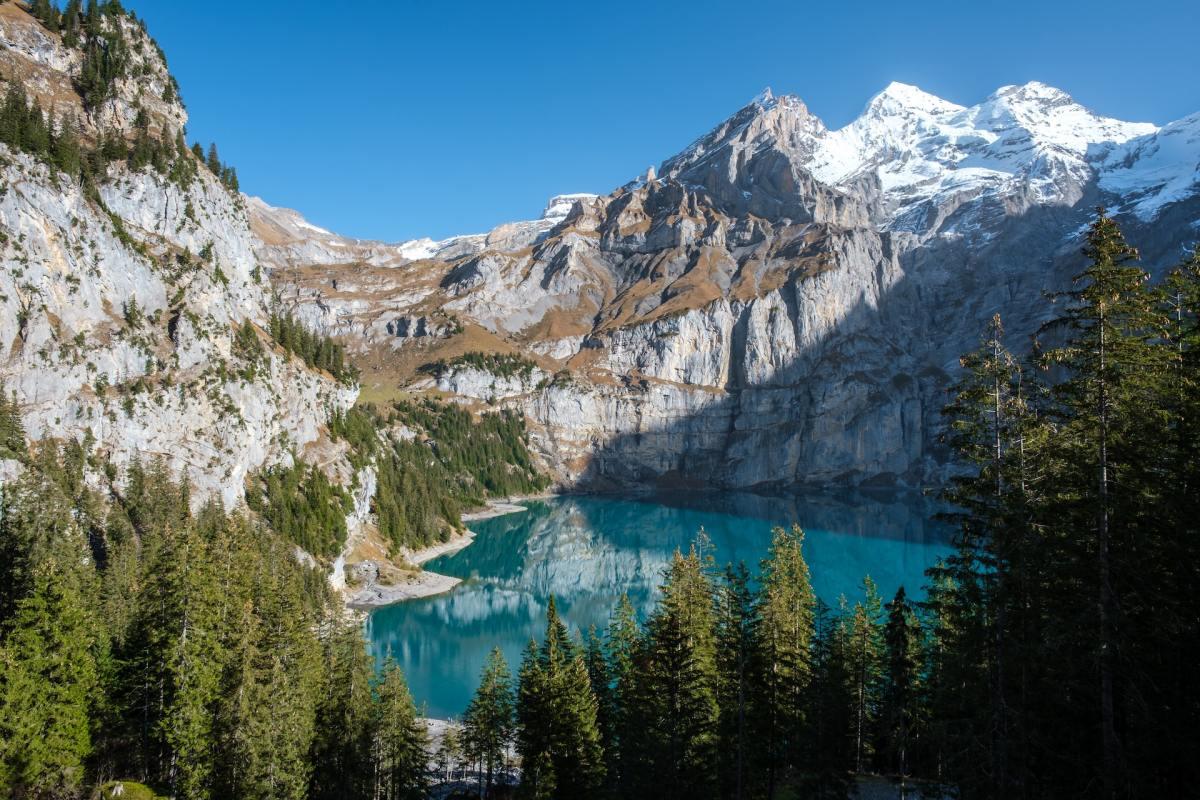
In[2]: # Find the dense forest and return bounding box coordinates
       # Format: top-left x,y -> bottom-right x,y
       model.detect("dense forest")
0,438 -> 429,800
442,213 -> 1200,799
244,396 -> 547,561
329,399 -> 549,552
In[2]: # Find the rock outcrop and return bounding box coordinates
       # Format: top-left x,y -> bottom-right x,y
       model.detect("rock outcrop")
0,3 -> 354,507
264,82 -> 1200,493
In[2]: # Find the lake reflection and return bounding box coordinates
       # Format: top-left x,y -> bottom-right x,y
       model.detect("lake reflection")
365,491 -> 953,719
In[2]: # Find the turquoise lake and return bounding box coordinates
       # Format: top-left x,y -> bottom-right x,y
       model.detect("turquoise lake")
365,491 -> 953,720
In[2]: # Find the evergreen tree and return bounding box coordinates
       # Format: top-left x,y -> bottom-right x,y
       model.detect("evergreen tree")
632,547 -> 719,800
753,525 -> 815,797
605,593 -> 640,796
309,624 -> 375,800
714,562 -> 756,800
847,576 -> 884,774
805,600 -> 854,800
1038,210 -> 1173,798
463,647 -> 514,798
29,0 -> 62,30
938,311 -> 1045,794
372,657 -> 429,800
62,1 -> 83,48
517,638 -> 555,798
215,548 -> 322,800
53,116 -> 83,177
878,587 -> 921,785
116,517 -> 224,796
0,384 -> 25,461
582,627 -> 616,775
0,559 -> 98,800
0,471 -> 82,630
516,598 -> 605,799
434,724 -> 463,785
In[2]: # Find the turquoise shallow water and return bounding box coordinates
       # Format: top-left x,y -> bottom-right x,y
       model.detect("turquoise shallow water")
365,491 -> 953,720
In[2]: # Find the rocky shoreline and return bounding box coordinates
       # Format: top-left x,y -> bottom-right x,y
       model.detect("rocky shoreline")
346,569 -> 463,610
346,497 -> 537,610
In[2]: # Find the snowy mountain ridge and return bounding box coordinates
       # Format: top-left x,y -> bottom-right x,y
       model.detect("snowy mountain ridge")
663,80 -> 1192,234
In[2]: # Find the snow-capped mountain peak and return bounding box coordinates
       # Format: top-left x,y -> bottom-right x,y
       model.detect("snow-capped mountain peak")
865,81 -> 965,119
542,193 -> 599,223
652,80 -> 1194,235
751,86 -> 776,108
1098,111 -> 1200,220
967,81 -> 1156,155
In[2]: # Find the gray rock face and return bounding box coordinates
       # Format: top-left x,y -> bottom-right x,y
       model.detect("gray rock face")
0,147 -> 354,507
264,84 -> 1200,493
0,7 -> 355,508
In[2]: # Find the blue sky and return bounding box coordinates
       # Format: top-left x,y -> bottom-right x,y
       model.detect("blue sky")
128,0 -> 1199,242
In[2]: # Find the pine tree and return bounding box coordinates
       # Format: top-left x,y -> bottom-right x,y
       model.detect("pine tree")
939,311 -> 1045,793
553,646 -> 605,796
0,471 -> 81,629
52,116 -> 83,177
0,559 -> 98,799
583,626 -> 615,765
605,593 -> 640,796
1039,210 -> 1173,798
176,539 -> 231,794
517,638 -> 554,798
515,598 -> 605,799
309,623 -> 375,800
434,724 -> 463,784
805,600 -> 854,799
879,587 -> 920,785
714,562 -> 756,800
847,576 -> 884,774
120,519 -> 225,797
753,525 -> 815,797
1145,247 -> 1200,791
463,647 -> 514,798
633,547 -> 719,800
215,550 -> 322,800
372,657 -> 429,800
0,383 -> 26,461
62,1 -> 82,48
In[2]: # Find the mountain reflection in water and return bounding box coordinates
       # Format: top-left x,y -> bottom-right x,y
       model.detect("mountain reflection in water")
366,490 -> 953,719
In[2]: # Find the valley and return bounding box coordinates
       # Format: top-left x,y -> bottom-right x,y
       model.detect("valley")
0,1 -> 1197,798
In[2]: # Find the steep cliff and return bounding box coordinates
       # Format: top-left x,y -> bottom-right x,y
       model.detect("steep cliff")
0,2 -> 354,507
264,82 -> 1200,492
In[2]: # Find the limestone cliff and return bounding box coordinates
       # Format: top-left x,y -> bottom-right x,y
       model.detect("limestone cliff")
263,84 -> 1200,492
0,2 -> 354,507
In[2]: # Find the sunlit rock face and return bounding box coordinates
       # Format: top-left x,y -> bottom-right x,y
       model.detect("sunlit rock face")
0,146 -> 354,505
0,6 -> 353,506
263,83 -> 1199,493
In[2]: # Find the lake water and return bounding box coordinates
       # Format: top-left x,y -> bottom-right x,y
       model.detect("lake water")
365,491 -> 954,720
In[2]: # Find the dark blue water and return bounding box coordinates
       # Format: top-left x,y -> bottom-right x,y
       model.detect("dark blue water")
365,491 -> 953,719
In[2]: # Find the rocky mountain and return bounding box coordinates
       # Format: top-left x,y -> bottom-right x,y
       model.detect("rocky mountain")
248,191 -> 599,270
0,2 -> 355,507
2,0 -> 1196,502
266,81 -> 1200,492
